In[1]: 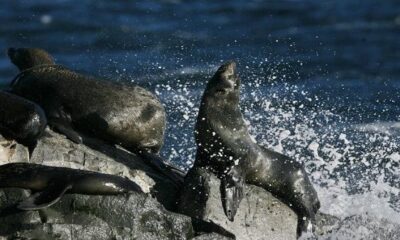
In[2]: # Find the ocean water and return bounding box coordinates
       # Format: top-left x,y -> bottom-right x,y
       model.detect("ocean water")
0,0 -> 399,238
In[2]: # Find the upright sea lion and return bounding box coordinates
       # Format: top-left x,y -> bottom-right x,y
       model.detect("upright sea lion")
0,90 -> 47,149
194,61 -> 320,236
7,47 -> 165,153
0,163 -> 142,210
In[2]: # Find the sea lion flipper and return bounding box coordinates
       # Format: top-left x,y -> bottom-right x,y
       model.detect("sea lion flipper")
50,120 -> 82,144
139,151 -> 185,185
220,167 -> 244,221
18,183 -> 72,210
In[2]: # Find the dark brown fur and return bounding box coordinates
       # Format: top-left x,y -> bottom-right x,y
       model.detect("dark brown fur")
194,61 -> 320,236
0,90 -> 47,147
8,48 -> 165,153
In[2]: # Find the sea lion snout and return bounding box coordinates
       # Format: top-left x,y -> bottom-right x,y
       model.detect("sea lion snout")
218,60 -> 236,74
211,60 -> 240,92
217,61 -> 237,80
220,61 -> 240,88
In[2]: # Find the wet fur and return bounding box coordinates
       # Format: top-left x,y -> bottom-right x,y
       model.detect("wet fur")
0,90 -> 47,148
8,48 -> 166,153
194,61 -> 320,236
0,163 -> 142,209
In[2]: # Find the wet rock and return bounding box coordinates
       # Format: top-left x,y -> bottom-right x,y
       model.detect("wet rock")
0,128 -> 183,209
192,233 -> 233,240
0,188 -> 42,235
29,129 -> 181,209
0,131 -> 194,239
29,129 -> 157,192
2,192 -> 194,240
0,130 -> 302,239
178,167 -> 298,240
0,136 -> 29,164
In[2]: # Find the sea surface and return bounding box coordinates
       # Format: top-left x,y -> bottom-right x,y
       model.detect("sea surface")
0,0 -> 399,238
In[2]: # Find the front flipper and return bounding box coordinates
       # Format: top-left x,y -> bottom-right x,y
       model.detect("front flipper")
138,151 -> 185,186
18,183 -> 72,210
220,167 -> 244,221
45,103 -> 83,144
50,119 -> 82,144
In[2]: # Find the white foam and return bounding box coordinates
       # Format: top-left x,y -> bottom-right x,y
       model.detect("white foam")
353,121 -> 400,135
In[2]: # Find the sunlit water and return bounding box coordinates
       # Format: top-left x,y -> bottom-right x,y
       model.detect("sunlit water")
0,0 -> 399,238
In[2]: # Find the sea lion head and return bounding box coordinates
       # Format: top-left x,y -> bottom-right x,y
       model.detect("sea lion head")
203,61 -> 241,107
7,48 -> 55,71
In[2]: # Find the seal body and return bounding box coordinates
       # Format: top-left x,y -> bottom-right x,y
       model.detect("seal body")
0,90 -> 47,146
8,48 -> 166,153
194,61 -> 320,236
0,163 -> 142,210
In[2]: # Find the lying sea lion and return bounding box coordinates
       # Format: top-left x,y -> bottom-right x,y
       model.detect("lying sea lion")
8,47 -> 165,153
0,163 -> 142,210
194,61 -> 320,236
0,90 -> 47,150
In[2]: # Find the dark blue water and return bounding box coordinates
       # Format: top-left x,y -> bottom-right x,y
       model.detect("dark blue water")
1,0 -> 400,233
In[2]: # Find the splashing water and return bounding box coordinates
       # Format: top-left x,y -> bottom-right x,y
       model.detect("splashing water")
154,58 -> 400,234
0,0 -> 399,238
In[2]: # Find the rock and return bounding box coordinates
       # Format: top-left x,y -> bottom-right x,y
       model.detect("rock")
10,223 -> 117,240
0,136 -> 29,164
29,129 -> 182,209
178,167 -> 298,240
29,129 -> 157,192
1,191 -> 194,240
192,233 -> 233,240
0,188 -> 42,235
0,131 -> 194,239
0,128 -> 183,209
0,130 -> 302,239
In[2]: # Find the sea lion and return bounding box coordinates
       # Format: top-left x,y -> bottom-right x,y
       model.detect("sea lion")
7,47 -> 166,153
0,162 -> 142,210
0,90 -> 47,150
194,61 -> 320,236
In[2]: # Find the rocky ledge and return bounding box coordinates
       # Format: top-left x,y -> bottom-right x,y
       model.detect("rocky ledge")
0,129 -> 344,240
178,168 -> 298,240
